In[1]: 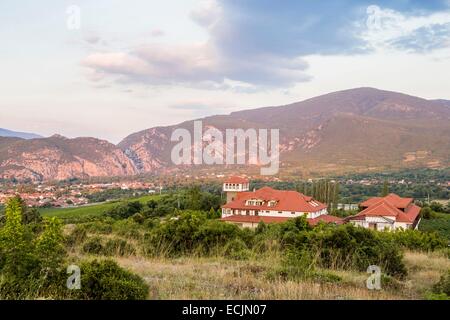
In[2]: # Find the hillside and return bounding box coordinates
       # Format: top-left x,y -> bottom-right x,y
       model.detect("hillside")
0,135 -> 137,181
119,88 -> 450,176
0,128 -> 43,139
1,88 -> 450,181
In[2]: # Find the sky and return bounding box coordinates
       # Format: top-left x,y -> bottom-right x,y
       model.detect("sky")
1,0 -> 450,143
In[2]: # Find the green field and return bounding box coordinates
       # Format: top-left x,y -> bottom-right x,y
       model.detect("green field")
40,195 -> 161,219
419,212 -> 450,240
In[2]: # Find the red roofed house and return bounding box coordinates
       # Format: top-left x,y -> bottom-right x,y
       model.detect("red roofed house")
220,176 -> 335,228
346,193 -> 421,231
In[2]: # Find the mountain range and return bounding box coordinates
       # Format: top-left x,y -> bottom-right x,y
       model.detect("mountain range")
1,87 -> 450,181
0,128 -> 43,140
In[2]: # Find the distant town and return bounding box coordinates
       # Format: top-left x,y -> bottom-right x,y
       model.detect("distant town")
1,168 -> 448,209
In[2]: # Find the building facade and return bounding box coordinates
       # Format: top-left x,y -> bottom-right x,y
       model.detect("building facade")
346,193 -> 421,231
220,176 -> 334,228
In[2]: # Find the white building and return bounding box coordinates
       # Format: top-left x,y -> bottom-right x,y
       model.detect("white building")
346,193 -> 421,231
220,176 -> 337,228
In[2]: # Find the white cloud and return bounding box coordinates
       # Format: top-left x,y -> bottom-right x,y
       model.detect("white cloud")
362,5 -> 450,52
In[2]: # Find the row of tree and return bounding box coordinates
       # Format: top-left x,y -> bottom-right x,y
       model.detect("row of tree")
296,180 -> 340,210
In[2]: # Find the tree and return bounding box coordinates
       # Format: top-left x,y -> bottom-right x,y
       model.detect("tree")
23,207 -> 42,225
382,179 -> 389,197
333,183 -> 340,210
420,206 -> 434,220
0,196 -> 34,277
430,202 -> 444,213
35,217 -> 65,272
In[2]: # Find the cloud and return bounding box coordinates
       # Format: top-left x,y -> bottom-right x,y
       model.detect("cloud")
82,0 -> 450,90
149,29 -> 165,37
168,101 -> 234,117
362,5 -> 450,52
84,35 -> 101,45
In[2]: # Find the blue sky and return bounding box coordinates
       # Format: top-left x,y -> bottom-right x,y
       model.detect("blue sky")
1,0 -> 449,142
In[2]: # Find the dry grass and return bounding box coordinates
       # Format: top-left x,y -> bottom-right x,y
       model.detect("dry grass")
113,250 -> 449,300
400,251 -> 450,299
116,256 -> 407,300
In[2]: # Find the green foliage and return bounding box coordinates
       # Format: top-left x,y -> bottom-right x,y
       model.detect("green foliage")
430,201 -> 444,213
35,217 -> 65,271
66,225 -> 88,247
82,237 -> 104,255
419,212 -> 450,241
276,249 -> 316,280
385,229 -> 447,251
222,238 -> 250,260
104,239 -> 135,256
23,207 -> 43,225
106,201 -> 143,220
433,270 -> 450,296
382,179 -> 389,197
0,196 -> 35,277
74,259 -> 149,300
420,206 -> 435,220
112,219 -> 141,239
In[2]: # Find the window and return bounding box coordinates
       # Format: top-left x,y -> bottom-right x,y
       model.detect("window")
278,211 -> 282,214
291,212 -> 296,215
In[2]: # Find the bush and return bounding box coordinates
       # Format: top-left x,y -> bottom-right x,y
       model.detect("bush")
104,239 -> 135,256
194,220 -> 241,254
82,237 -> 104,255
106,201 -> 143,220
75,259 -> 149,300
112,219 -> 141,239
386,229 -> 447,251
268,249 -> 315,281
222,238 -> 250,260
430,202 -> 444,213
433,270 -> 450,296
83,221 -> 113,234
263,222 -> 408,278
67,225 -> 88,247
420,207 -> 436,220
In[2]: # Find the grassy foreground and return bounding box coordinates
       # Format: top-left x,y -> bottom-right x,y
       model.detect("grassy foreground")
104,251 -> 449,300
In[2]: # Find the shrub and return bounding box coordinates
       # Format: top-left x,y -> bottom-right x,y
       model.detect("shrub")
433,270 -> 450,296
268,248 -> 315,281
270,223 -> 408,278
106,201 -> 143,220
75,259 -> 149,300
222,238 -> 250,260
83,221 -> 113,234
194,220 -> 241,254
147,211 -> 207,255
104,239 -> 135,256
82,237 -> 104,255
420,207 -> 435,219
112,219 -> 141,239
386,229 -> 447,251
67,225 -> 88,247
35,217 -> 66,272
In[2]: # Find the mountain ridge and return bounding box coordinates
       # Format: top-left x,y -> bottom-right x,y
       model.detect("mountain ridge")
0,128 -> 43,140
1,87 -> 449,181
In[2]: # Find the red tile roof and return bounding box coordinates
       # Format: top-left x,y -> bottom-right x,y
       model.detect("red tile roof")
224,176 -> 249,184
360,193 -> 413,209
349,194 -> 421,223
222,186 -> 327,212
308,215 -> 344,226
